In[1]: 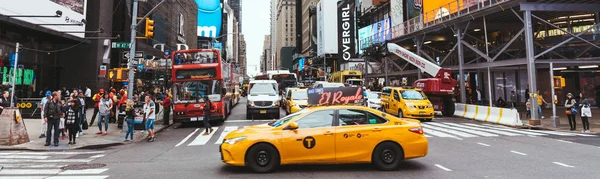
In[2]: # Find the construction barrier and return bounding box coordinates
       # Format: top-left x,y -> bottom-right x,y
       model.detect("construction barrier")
454,103 -> 523,126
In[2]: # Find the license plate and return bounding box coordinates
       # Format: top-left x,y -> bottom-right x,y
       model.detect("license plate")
420,112 -> 426,114
260,110 -> 267,114
190,117 -> 205,121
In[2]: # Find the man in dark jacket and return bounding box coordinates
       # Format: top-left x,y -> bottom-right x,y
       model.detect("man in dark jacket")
202,96 -> 213,135
44,92 -> 63,146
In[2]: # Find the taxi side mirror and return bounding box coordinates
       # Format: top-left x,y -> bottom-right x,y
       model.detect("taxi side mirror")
288,122 -> 299,130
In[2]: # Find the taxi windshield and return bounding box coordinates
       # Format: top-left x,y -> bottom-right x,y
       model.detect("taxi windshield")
269,108 -> 308,127
400,90 -> 427,100
292,91 -> 308,100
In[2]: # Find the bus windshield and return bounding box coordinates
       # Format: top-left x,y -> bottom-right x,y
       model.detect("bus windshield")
173,51 -> 218,65
272,74 -> 297,89
173,80 -> 222,103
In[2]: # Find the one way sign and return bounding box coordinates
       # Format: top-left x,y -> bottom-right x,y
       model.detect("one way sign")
122,51 -> 144,59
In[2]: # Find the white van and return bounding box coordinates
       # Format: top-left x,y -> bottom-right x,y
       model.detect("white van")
246,80 -> 280,119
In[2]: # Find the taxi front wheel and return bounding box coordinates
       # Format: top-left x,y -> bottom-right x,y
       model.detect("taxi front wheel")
245,143 -> 280,173
372,142 -> 404,171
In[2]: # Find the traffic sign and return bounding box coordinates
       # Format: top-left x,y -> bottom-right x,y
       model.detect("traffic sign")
122,51 -> 144,59
111,42 -> 130,49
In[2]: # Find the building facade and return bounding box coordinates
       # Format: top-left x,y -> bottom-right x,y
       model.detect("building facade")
239,34 -> 247,76
262,35 -> 272,72
270,0 -> 278,71
275,0 -> 296,70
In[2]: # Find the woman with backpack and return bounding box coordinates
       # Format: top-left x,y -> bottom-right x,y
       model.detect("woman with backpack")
564,93 -> 578,131
579,93 -> 592,133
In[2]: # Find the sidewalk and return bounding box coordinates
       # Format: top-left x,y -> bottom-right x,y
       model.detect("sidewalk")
520,106 -> 600,134
0,107 -> 172,151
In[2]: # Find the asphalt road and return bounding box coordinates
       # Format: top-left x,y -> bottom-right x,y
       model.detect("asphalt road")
3,98 -> 600,178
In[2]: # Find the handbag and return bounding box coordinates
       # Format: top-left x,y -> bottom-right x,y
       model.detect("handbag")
571,107 -> 578,115
565,110 -> 572,115
59,118 -> 65,129
82,116 -> 89,130
581,105 -> 592,117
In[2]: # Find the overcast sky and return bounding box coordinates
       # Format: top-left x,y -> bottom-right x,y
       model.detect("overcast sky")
241,0 -> 270,76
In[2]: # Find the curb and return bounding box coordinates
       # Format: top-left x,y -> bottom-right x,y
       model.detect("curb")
0,122 -> 175,151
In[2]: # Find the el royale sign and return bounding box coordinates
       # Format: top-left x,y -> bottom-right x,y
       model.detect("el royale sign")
308,87 -> 364,105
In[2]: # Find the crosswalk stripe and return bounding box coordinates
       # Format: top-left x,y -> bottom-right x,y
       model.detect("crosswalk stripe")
0,164 -> 67,168
188,127 -> 219,146
46,176 -> 109,179
0,159 -> 92,163
58,169 -> 109,175
215,126 -> 239,144
0,169 -> 61,175
0,155 -> 50,159
443,123 -> 522,136
175,128 -> 200,147
426,123 -> 499,137
422,124 -> 477,137
464,123 -> 547,136
521,129 -> 596,137
0,151 -> 104,155
423,128 -> 463,140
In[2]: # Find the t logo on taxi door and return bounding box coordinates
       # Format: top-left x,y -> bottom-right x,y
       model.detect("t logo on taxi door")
303,136 -> 316,149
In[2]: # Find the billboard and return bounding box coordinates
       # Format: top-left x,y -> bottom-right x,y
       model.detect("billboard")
337,1 -> 356,61
317,0 -> 338,56
357,24 -> 372,54
406,0 -> 423,19
195,0 -> 222,38
390,0 -> 404,38
422,0 -> 482,23
0,0 -> 88,38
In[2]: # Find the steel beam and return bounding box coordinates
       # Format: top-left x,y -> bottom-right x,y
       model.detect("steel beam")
524,10 -> 539,122
456,27 -> 467,103
440,43 -> 458,65
535,23 -> 600,59
461,40 -> 494,62
492,28 -> 525,61
533,42 -> 569,60
520,3 -> 600,12
532,14 -> 600,50
511,8 -> 524,23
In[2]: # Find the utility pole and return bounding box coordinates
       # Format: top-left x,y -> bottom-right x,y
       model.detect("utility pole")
126,0 -> 139,101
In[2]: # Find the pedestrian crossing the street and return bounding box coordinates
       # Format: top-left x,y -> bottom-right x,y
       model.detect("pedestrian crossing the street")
0,151 -> 110,179
174,122 -> 597,147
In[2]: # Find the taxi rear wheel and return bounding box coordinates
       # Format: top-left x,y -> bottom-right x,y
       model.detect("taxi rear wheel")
245,143 -> 280,173
372,142 -> 404,171
397,110 -> 404,118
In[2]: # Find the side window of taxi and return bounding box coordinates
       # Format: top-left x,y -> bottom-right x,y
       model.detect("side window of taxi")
393,90 -> 400,101
338,109 -> 387,126
294,110 -> 335,129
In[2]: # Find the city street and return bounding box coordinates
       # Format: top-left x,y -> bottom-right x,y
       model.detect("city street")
2,98 -> 599,178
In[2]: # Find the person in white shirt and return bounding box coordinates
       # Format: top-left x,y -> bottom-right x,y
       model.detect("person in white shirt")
39,91 -> 52,138
85,86 -> 92,109
144,96 -> 156,142
476,87 -> 482,105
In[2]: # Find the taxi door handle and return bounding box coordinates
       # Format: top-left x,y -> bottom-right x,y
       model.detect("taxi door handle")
324,131 -> 333,135
372,128 -> 382,132
296,139 -> 302,141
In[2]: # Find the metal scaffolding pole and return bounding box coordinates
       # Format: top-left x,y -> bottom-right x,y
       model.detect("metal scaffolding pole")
456,27 -> 467,103
524,10 -> 540,124
549,62 -> 558,127
126,0 -> 139,101
484,16 -> 493,107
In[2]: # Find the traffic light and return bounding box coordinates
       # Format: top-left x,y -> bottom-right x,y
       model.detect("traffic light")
145,18 -> 155,38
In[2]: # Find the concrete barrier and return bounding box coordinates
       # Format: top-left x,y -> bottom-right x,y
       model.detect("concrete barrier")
454,103 -> 523,126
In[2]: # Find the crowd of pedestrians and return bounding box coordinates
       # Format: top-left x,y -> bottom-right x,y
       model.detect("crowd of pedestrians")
38,86 -> 172,147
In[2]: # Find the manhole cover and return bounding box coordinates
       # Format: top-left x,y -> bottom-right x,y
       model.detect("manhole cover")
61,163 -> 106,170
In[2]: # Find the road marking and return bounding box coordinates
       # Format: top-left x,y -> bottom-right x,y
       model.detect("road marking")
423,128 -> 463,140
215,126 -> 239,144
175,128 -> 199,147
225,119 -> 274,123
89,154 -> 105,159
0,169 -> 61,175
188,127 -> 219,146
424,134 -> 432,137
47,176 -> 109,179
553,162 -> 575,168
422,124 -> 477,137
58,168 -> 109,175
0,159 -> 92,163
434,164 -> 452,171
522,129 -> 577,136
0,155 -> 50,159
0,151 -> 104,155
427,123 -> 498,137
464,123 -> 547,136
0,164 -> 67,168
477,142 -> 490,147
510,150 -> 528,156
444,123 -> 522,136
556,139 -> 574,144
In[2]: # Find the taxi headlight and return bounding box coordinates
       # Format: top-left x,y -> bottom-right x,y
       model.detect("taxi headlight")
224,136 -> 246,145
427,104 -> 433,108
407,103 -> 417,108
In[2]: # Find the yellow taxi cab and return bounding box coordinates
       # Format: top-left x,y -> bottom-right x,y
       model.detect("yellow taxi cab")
219,105 -> 428,173
284,88 -> 308,114
381,87 -> 434,122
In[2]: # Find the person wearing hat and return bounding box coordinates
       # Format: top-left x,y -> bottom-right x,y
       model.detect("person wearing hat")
564,93 -> 578,131
38,91 -> 52,138
90,89 -> 105,125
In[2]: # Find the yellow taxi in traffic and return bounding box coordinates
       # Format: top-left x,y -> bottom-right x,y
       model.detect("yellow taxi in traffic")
381,87 -> 435,122
219,105 -> 428,173
284,88 -> 308,114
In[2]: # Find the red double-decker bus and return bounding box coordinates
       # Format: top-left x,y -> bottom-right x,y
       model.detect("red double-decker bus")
171,49 -> 233,123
